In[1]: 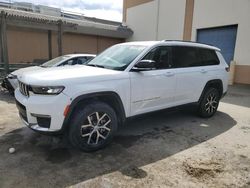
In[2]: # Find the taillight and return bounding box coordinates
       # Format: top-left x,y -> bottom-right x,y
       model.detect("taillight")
225,67 -> 230,72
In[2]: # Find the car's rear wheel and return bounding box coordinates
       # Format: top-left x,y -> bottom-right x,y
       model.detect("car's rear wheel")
198,88 -> 220,118
68,102 -> 118,152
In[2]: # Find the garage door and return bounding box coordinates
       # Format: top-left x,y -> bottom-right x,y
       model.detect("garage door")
197,25 -> 237,64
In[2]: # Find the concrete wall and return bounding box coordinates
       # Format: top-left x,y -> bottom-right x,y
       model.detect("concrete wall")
191,0 -> 250,84
126,0 -> 186,41
126,0 -> 158,41
157,0 -> 186,40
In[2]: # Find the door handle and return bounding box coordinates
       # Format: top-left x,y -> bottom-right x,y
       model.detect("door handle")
200,69 -> 207,73
164,72 -> 175,77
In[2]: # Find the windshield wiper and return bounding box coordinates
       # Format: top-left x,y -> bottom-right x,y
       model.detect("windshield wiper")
86,64 -> 105,68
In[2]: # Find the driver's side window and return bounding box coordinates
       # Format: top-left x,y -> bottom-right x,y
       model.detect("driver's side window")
142,46 -> 172,69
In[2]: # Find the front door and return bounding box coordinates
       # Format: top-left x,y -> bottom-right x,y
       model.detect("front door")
129,46 -> 176,116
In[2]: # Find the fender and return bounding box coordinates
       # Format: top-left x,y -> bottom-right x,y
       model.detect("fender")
198,79 -> 223,104
61,91 -> 126,132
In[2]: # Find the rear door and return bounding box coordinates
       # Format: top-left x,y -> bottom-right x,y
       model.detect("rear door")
172,46 -> 207,104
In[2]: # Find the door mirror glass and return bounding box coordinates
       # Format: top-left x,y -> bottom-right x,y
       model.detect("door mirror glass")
132,60 -> 156,71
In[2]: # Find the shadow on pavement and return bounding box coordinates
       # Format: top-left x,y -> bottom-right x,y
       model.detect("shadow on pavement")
0,87 -> 15,104
0,107 -> 237,188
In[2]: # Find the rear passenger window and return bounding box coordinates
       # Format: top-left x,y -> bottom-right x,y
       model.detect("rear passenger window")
199,48 -> 220,66
172,46 -> 219,68
172,46 -> 202,68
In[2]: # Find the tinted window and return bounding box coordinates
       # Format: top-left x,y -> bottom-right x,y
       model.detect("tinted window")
142,46 -> 171,69
172,46 -> 219,68
199,48 -> 219,66
172,46 -> 202,68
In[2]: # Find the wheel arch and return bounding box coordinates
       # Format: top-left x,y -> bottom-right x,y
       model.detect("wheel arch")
199,79 -> 223,104
62,91 -> 126,132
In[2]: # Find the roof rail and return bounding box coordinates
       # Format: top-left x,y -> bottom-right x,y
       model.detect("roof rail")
161,40 -> 218,48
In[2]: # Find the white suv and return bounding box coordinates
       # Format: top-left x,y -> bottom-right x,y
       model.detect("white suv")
15,41 -> 229,151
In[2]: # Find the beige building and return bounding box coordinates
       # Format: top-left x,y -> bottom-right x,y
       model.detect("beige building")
123,0 -> 250,84
0,5 -> 132,75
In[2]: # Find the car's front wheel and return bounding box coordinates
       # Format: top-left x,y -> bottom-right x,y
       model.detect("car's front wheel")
198,87 -> 220,118
68,102 -> 118,152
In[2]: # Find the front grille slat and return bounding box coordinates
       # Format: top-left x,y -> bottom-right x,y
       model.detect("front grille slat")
19,81 -> 29,97
15,99 -> 28,122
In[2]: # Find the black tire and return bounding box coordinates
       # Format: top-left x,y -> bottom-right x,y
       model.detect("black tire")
198,88 -> 220,118
68,101 -> 118,152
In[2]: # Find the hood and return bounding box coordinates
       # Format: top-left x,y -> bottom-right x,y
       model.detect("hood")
11,66 -> 41,76
18,65 -> 126,86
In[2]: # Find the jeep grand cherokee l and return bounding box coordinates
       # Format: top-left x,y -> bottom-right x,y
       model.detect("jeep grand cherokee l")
15,41 -> 229,151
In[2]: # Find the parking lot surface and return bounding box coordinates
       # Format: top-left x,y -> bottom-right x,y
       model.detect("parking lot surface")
0,85 -> 250,188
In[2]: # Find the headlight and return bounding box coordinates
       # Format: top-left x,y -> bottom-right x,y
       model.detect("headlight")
7,74 -> 17,79
30,86 -> 65,95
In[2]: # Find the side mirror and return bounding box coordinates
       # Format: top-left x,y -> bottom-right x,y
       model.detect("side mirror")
132,60 -> 155,71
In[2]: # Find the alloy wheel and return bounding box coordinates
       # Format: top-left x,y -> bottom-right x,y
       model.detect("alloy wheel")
205,93 -> 218,114
80,112 -> 112,145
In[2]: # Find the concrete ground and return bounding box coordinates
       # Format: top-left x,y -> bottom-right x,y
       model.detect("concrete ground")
0,85 -> 249,188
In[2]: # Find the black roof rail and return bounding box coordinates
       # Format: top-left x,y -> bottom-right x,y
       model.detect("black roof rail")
161,40 -> 218,48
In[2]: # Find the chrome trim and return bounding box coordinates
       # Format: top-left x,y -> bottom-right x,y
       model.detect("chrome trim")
31,113 -> 51,118
18,81 -> 29,97
20,115 -> 57,132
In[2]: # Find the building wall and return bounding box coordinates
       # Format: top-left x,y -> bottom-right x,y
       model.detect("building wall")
191,0 -> 250,84
123,0 -> 153,22
63,34 -> 123,55
63,33 -> 98,55
7,26 -> 49,64
157,0 -> 186,40
51,32 -> 59,58
6,27 -> 123,64
125,0 -> 186,41
97,36 -> 123,53
126,0 -> 158,41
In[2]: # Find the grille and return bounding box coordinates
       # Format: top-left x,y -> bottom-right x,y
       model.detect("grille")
19,81 -> 29,97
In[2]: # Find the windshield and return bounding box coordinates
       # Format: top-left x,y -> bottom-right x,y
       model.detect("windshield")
87,45 -> 146,71
41,55 -> 71,67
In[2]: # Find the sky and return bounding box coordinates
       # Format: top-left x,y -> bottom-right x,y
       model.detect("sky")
8,0 -> 123,22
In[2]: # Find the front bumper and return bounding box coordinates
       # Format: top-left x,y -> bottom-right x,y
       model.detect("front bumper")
15,89 -> 71,133
1,78 -> 14,92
